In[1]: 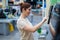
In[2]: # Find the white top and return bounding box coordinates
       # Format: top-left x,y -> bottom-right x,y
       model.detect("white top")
17,16 -> 34,40
20,0 -> 24,3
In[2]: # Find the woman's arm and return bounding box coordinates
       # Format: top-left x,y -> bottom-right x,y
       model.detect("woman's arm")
23,17 -> 47,32
49,23 -> 56,37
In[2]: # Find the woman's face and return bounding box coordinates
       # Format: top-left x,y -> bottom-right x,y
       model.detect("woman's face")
25,7 -> 31,16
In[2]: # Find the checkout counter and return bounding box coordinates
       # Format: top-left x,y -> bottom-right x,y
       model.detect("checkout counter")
0,19 -> 12,35
0,8 -> 19,36
0,17 -> 19,36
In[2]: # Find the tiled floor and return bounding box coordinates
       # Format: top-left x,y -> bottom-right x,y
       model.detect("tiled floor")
0,15 -> 52,40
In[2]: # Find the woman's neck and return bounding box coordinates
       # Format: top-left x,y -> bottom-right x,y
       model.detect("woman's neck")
21,13 -> 26,18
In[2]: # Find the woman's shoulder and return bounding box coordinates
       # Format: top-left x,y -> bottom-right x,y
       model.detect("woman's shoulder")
17,16 -> 27,23
17,18 -> 26,26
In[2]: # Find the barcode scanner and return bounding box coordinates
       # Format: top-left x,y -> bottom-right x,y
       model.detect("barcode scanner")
47,6 -> 53,24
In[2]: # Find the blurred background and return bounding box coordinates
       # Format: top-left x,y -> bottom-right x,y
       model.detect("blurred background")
0,0 -> 60,40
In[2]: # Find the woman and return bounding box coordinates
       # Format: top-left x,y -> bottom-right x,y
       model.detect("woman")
17,2 -> 47,40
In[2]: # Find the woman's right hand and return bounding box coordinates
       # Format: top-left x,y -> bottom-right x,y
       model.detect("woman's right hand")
42,17 -> 47,23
